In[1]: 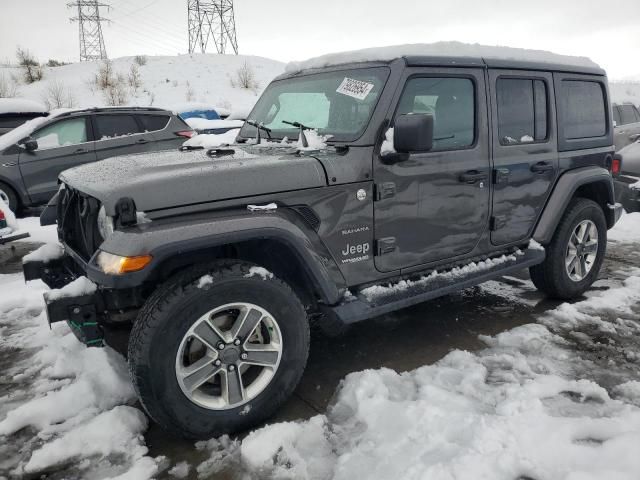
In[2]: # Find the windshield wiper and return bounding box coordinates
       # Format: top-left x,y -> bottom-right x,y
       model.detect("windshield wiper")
245,119 -> 272,144
282,120 -> 313,148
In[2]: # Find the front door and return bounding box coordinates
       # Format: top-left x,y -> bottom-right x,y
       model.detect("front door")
19,116 -> 96,205
489,70 -> 558,246
374,68 -> 491,273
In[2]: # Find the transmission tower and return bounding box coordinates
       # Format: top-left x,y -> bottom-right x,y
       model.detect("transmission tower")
68,1 -> 109,62
188,0 -> 238,55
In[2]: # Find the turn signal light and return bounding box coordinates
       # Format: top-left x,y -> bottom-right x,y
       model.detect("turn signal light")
97,251 -> 153,275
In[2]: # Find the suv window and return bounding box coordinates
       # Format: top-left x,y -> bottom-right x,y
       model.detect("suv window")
138,114 -> 170,132
560,80 -> 607,139
95,114 -> 143,139
396,77 -> 475,151
33,117 -> 88,149
619,105 -> 640,125
497,78 -> 548,145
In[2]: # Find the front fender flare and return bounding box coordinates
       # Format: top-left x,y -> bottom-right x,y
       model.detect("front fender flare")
86,208 -> 346,305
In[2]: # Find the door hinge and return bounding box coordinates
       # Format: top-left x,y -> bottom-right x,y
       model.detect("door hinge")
375,182 -> 396,201
376,237 -> 397,256
493,168 -> 510,185
490,215 -> 507,231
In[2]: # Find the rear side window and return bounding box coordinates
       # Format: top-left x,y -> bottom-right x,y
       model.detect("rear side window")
138,115 -> 170,132
560,81 -> 607,139
619,105 -> 640,125
395,77 -> 475,151
95,114 -> 143,139
612,106 -> 621,126
496,78 -> 548,145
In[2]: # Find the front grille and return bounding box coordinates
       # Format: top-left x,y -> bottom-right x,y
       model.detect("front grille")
58,186 -> 102,260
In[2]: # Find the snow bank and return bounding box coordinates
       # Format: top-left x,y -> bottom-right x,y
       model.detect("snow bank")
0,98 -> 47,114
287,41 -> 599,73
241,271 -> 640,480
609,212 -> 640,243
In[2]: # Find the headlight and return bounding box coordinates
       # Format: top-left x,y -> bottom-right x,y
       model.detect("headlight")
97,205 -> 114,239
96,251 -> 153,275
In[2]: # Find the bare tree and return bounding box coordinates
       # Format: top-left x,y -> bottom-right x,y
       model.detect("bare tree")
128,63 -> 142,94
133,55 -> 148,66
103,79 -> 129,106
16,47 -> 44,84
95,59 -> 116,90
42,80 -> 76,109
0,73 -> 19,98
231,62 -> 258,90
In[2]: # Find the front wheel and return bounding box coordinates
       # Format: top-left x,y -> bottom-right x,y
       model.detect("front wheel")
127,261 -> 310,439
529,198 -> 607,299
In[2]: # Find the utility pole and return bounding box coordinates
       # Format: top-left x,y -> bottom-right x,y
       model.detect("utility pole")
187,0 -> 238,55
68,1 -> 109,62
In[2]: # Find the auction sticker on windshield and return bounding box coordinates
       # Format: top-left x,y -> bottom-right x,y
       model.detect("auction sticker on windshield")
336,78 -> 375,100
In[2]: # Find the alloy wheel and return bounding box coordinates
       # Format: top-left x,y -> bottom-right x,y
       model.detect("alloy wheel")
565,219 -> 599,282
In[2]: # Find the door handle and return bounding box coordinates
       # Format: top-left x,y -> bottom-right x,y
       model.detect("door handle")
74,148 -> 87,154
459,170 -> 487,184
136,138 -> 149,144
531,162 -> 554,174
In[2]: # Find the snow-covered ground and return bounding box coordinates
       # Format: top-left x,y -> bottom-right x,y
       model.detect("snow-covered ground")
0,214 -> 639,479
0,53 -> 284,116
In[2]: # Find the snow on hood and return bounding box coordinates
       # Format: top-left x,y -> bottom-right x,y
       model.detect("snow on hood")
286,41 -> 600,73
60,147 -> 327,215
0,98 -> 47,114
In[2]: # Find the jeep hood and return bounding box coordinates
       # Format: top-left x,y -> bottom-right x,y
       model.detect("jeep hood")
60,147 -> 328,215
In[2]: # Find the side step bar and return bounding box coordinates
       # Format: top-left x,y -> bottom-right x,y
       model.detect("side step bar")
326,248 -> 545,325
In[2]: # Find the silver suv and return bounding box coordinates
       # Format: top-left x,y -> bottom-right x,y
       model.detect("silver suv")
613,102 -> 640,151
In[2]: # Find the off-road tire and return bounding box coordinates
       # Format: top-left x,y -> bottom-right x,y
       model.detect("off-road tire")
0,181 -> 18,212
529,198 -> 607,299
127,260 -> 310,439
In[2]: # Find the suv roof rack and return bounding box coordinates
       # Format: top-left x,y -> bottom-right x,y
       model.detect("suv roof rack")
59,106 -> 168,116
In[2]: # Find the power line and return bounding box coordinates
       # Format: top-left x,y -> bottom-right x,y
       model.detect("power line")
68,0 -> 110,62
188,0 -> 238,55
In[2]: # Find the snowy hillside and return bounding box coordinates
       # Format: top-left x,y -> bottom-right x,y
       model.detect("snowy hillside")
0,53 -> 284,115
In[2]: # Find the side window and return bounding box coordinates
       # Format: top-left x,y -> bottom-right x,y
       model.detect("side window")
634,106 -> 640,123
619,105 -> 638,125
496,78 -> 548,145
138,115 -> 170,132
396,77 -> 475,151
95,114 -> 143,140
560,80 -> 607,139
612,106 -> 621,126
33,117 -> 87,149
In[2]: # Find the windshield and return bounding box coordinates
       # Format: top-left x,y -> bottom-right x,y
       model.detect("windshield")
240,67 -> 390,143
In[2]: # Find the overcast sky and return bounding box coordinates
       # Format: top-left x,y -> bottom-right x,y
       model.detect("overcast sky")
1,0 -> 638,80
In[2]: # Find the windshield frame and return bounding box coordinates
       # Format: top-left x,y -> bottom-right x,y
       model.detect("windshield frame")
238,65 -> 391,144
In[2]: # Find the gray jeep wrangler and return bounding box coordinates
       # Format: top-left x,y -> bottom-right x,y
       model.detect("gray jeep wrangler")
24,49 -> 623,439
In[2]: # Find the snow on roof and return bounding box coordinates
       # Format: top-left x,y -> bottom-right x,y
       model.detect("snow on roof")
0,98 -> 48,115
286,41 -> 600,73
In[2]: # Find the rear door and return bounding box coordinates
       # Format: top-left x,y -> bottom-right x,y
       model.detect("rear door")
93,113 -> 153,161
373,67 -> 491,272
489,70 -> 558,246
138,113 -> 185,151
18,115 -> 96,205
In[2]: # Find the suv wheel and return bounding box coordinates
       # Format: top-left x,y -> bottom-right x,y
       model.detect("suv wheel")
128,261 -> 310,439
529,198 -> 607,299
0,182 -> 18,212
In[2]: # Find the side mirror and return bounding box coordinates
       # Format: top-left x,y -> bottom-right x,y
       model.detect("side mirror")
19,137 -> 38,152
394,114 -> 434,153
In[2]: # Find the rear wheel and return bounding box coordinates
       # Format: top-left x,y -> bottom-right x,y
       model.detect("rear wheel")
128,261 -> 310,439
0,182 -> 18,212
529,198 -> 606,299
